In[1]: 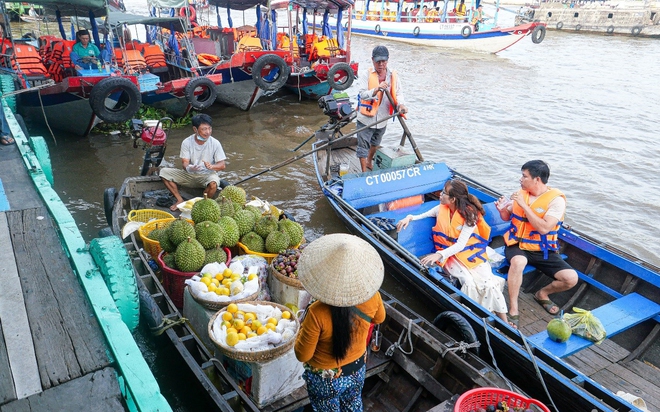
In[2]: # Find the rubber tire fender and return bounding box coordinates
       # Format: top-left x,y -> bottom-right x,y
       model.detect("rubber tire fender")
89,236 -> 140,332
433,311 -> 479,355
103,187 -> 117,227
631,25 -> 642,36
89,77 -> 141,123
575,24 -> 582,31
556,21 -> 564,30
461,25 -> 472,38
531,25 -> 546,44
184,77 -> 218,110
326,62 -> 355,91
606,25 -> 614,34
375,24 -> 381,34
413,26 -> 421,36
252,54 -> 290,91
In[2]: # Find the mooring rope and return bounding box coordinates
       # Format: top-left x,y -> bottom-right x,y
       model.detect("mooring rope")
150,316 -> 188,336
385,319 -> 414,356
440,340 -> 481,357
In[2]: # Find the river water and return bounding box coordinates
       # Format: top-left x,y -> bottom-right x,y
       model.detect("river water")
18,9 -> 660,410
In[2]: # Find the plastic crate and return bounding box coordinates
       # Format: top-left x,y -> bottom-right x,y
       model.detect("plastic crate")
158,249 -> 231,309
454,388 -> 550,412
128,209 -> 173,223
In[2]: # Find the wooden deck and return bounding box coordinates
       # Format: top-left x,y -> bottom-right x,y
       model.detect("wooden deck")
0,145 -> 124,410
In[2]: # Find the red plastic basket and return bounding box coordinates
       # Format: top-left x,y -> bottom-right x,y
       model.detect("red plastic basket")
157,249 -> 231,309
454,388 -> 550,412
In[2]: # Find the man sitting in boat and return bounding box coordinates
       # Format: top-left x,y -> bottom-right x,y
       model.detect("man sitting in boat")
70,29 -> 101,71
396,179 -> 508,323
471,4 -> 487,32
356,46 -> 408,173
494,160 -> 578,328
159,114 -> 227,211
426,7 -> 440,22
456,0 -> 467,19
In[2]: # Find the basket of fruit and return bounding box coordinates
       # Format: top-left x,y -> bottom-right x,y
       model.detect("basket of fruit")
236,215 -> 305,264
454,388 -> 550,412
158,248 -> 231,309
208,301 -> 299,363
137,217 -> 178,258
186,262 -> 260,310
269,249 -> 303,288
128,209 -> 174,223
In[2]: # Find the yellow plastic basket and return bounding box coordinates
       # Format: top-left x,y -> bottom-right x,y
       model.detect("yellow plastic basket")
128,209 -> 174,223
137,218 -> 180,259
237,241 -> 301,264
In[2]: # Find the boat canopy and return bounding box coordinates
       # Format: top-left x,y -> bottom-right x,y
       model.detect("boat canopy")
147,0 -> 268,11
25,0 -> 108,18
272,0 -> 354,11
107,10 -> 186,32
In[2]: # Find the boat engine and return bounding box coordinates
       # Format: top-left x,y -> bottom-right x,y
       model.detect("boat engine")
130,117 -> 172,176
318,92 -> 356,131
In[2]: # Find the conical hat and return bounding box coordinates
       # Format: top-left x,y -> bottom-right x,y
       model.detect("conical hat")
298,234 -> 384,307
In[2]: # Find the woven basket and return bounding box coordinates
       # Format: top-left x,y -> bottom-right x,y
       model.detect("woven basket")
190,279 -> 260,311
137,217 -> 176,258
128,209 -> 173,223
208,301 -> 299,362
269,261 -> 303,289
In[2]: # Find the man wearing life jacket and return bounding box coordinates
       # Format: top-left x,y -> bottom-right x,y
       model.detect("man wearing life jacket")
456,0 -> 467,19
495,160 -> 578,328
355,46 -> 408,172
396,179 -> 508,323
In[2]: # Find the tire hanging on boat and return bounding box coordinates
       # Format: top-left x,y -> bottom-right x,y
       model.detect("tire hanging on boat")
89,77 -> 141,123
531,25 -> 546,44
413,26 -> 421,36
326,62 -> 355,91
103,187 -> 117,227
433,311 -> 479,355
251,54 -> 290,91
461,25 -> 472,38
575,24 -> 582,31
184,77 -> 217,110
89,236 -> 140,332
375,24 -> 381,34
556,21 -> 564,30
606,25 -> 615,34
631,25 -> 642,36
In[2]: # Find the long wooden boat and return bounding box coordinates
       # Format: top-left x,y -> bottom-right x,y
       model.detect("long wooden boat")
106,174 -> 547,411
348,0 -> 547,53
311,103 -> 660,411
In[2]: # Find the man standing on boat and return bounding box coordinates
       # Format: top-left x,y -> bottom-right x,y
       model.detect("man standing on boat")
495,160 -> 578,328
356,46 -> 408,173
159,114 -> 227,211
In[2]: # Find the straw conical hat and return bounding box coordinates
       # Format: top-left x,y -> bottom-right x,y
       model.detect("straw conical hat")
298,234 -> 384,307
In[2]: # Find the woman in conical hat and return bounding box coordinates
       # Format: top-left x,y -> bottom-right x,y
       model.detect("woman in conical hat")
294,233 -> 386,411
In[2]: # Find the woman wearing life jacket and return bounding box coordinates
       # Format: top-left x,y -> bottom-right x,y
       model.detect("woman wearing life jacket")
355,45 -> 408,172
396,179 -> 508,323
495,160 -> 578,328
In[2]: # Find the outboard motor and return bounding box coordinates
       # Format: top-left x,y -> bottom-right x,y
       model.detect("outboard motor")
130,117 -> 172,176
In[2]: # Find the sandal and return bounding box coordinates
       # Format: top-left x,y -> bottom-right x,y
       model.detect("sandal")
533,293 -> 560,315
1,136 -> 15,145
506,313 -> 519,329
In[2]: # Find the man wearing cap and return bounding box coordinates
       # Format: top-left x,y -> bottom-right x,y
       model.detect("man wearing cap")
472,4 -> 487,31
356,45 -> 408,172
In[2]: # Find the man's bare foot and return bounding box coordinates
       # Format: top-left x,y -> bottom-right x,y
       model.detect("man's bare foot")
169,203 -> 179,212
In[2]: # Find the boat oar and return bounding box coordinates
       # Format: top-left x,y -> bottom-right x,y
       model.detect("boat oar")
290,131 -> 317,152
233,112 -> 401,186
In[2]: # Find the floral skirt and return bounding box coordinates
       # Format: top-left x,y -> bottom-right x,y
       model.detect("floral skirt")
303,365 -> 366,412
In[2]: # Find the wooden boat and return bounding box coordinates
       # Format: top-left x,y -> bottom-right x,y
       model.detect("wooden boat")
348,0 -> 547,53
105,174 -> 547,411
311,96 -> 660,411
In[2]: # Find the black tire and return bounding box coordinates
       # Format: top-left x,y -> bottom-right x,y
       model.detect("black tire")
251,54 -> 290,91
184,77 -> 217,110
413,26 -> 420,36
14,113 -> 29,139
326,63 -> 355,91
375,24 -> 381,33
606,25 -> 614,34
631,25 -> 642,36
89,77 -> 141,123
531,25 -> 546,44
98,227 -> 115,238
556,21 -> 564,30
103,187 -> 117,227
575,24 -> 582,31
433,311 -> 479,355
461,25 -> 472,38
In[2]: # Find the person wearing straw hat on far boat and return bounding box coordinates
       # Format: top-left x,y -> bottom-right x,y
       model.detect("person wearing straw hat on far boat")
295,234 -> 386,411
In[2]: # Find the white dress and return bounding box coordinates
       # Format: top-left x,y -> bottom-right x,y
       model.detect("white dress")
405,207 -> 508,314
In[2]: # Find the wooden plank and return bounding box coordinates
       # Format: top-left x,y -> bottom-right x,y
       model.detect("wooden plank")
621,359 -> 660,388
0,213 -> 41,400
0,148 -> 41,212
7,209 -> 110,389
593,362 -> 660,412
0,367 -> 123,412
527,293 -> 660,358
566,344 -> 614,376
0,323 -> 17,404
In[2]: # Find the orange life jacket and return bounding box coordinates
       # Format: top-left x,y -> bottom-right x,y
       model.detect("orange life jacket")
432,205 -> 491,268
456,3 -> 467,16
11,44 -> 49,78
503,188 -> 565,258
358,68 -> 399,117
197,53 -> 221,66
143,44 -> 167,69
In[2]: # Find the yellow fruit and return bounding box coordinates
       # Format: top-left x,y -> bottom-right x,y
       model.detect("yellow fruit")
207,284 -> 217,293
215,273 -> 223,281
282,311 -> 291,320
214,288 -> 224,295
251,320 -> 262,330
240,326 -> 251,335
267,317 -> 278,326
223,268 -> 233,278
218,287 -> 230,296
247,332 -> 257,339
237,333 -> 247,341
266,323 -> 277,331
222,311 -> 233,322
233,319 -> 245,330
227,303 -> 238,313
211,278 -> 220,286
226,327 -> 238,335
200,277 -> 212,286
236,310 -> 246,318
222,278 -> 232,287
247,273 -> 257,281
226,332 -> 239,346
256,326 -> 268,335
221,320 -> 232,329
244,313 -> 256,322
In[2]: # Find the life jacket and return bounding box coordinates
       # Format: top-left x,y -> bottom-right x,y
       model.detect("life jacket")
11,43 -> 49,78
426,9 -> 439,22
143,44 -> 167,70
197,53 -> 221,66
358,68 -> 399,117
122,49 -> 147,73
431,204 -> 491,269
456,4 -> 467,16
503,188 -> 565,258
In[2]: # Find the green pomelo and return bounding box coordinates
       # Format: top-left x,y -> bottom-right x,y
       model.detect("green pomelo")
547,318 -> 572,343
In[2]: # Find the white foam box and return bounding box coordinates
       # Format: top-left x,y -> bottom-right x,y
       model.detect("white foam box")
267,269 -> 312,313
182,288 -> 305,407
373,146 -> 416,170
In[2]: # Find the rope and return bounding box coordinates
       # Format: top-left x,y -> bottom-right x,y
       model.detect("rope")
150,316 -> 188,336
519,330 -> 560,412
481,317 -> 513,391
37,91 -> 57,144
439,340 -> 481,357
385,319 -> 414,356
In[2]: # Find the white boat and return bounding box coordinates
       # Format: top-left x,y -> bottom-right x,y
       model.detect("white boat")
349,0 -> 547,53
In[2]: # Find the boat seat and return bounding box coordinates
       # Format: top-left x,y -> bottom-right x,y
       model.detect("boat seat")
528,293 -> 660,358
367,201 -> 438,257
489,246 -> 568,280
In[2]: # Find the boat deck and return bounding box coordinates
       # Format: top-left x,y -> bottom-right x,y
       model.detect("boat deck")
0,144 -> 124,410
